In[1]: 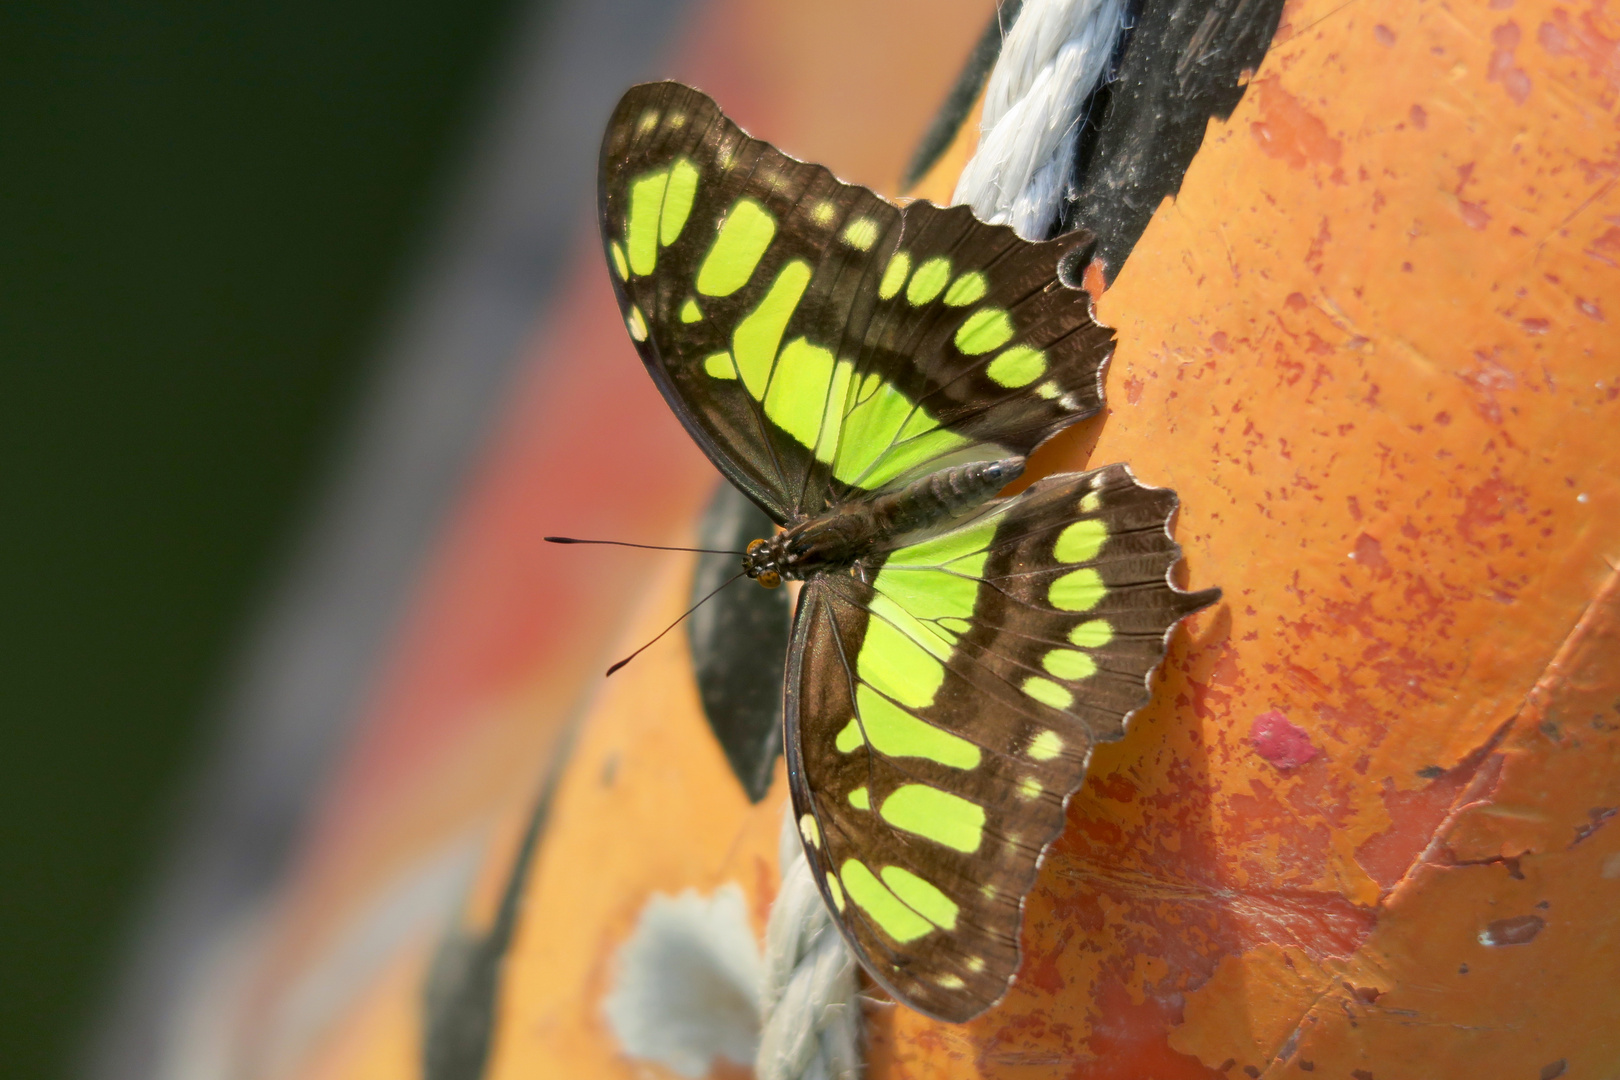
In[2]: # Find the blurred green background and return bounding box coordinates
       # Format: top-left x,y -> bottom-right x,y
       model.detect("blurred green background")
0,1 -> 514,1074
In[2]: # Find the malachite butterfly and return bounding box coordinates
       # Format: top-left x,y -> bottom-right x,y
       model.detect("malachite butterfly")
598,81 -> 1219,1022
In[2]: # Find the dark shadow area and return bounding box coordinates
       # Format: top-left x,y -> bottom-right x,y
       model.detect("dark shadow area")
1063,0 -> 1288,278
689,483 -> 791,803
0,1 -> 517,1075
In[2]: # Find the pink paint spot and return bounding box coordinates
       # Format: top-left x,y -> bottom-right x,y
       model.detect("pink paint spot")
1251,711 -> 1318,770
1538,9 -> 1620,98
1589,225 -> 1620,255
1457,473 -> 1528,546
1489,21 -> 1533,104
1410,103 -> 1428,129
1351,532 -> 1391,578
1249,77 -> 1343,171
1454,162 -> 1492,231
1458,350 -> 1517,425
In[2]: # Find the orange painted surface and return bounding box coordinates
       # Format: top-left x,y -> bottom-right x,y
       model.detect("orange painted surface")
228,0 -> 1620,1074
485,554 -> 789,1078
886,0 -> 1620,1073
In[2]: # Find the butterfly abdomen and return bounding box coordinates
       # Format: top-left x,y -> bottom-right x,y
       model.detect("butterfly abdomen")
868,457 -> 1024,539
748,458 -> 1025,585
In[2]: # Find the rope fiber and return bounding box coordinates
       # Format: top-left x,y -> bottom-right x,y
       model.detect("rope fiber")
754,812 -> 861,1080
954,0 -> 1128,240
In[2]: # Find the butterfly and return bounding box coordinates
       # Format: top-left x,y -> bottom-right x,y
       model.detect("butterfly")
598,81 -> 1219,1022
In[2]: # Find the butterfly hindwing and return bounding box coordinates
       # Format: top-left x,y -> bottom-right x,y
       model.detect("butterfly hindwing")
785,464 -> 1219,1020
599,82 -> 1113,523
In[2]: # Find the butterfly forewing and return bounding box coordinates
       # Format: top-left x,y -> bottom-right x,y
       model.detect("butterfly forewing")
599,82 -> 1114,523
785,465 -> 1219,1021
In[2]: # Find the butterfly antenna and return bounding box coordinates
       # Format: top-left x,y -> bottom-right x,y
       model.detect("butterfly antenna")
605,570 -> 748,676
545,536 -> 745,556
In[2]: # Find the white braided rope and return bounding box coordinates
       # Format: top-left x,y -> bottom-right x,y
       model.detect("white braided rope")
953,0 -> 1127,239
754,811 -> 860,1080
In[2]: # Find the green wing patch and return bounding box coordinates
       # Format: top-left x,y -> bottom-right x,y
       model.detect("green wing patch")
785,464 -> 1219,1021
599,81 -> 1113,523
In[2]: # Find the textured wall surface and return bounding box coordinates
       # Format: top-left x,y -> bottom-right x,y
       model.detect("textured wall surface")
891,0 -> 1620,1073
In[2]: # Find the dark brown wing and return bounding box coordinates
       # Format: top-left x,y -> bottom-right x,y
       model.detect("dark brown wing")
784,464 -> 1219,1020
598,81 -> 1112,523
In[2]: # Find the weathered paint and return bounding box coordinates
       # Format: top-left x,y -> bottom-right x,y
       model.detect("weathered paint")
872,0 -> 1620,1074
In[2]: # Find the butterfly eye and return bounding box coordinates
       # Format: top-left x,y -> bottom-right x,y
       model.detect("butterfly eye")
746,538 -> 768,555
757,570 -> 782,589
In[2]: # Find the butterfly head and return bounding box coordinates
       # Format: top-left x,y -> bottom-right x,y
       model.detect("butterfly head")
742,537 -> 783,589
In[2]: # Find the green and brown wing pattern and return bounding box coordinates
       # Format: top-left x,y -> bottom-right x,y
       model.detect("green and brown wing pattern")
598,81 -> 1113,522
784,465 -> 1219,1020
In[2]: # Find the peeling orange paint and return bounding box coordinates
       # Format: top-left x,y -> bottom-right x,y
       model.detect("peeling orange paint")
1167,944 -> 1334,1074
